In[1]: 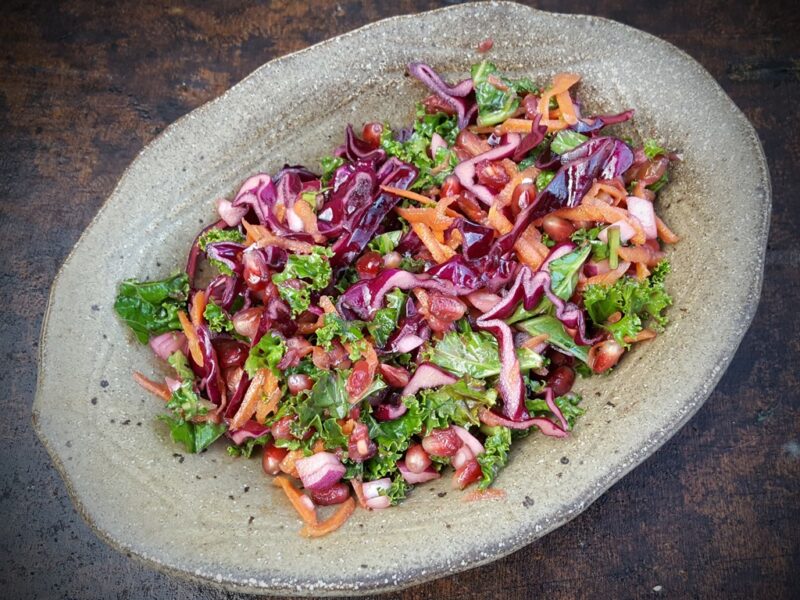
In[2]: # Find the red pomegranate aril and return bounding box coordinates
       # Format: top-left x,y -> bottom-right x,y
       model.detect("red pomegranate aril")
232,307 -> 263,340
522,93 -> 540,120
511,182 -> 536,214
223,366 -> 243,397
309,482 -> 351,506
383,251 -> 402,269
440,174 -> 463,198
405,443 -> 432,474
242,250 -> 270,290
379,363 -> 410,388
453,459 -> 482,489
589,339 -> 625,373
549,350 -> 574,367
270,416 -> 296,440
422,427 -> 462,457
348,422 -> 376,462
262,444 -> 288,476
456,129 -> 491,156
428,292 -> 467,322
456,193 -> 487,222
362,122 -> 383,149
475,160 -> 510,193
215,339 -> 248,368
356,251 -> 383,279
477,37 -> 494,52
287,374 -> 313,395
543,214 -> 575,242
548,365 -> 576,396
346,359 -> 372,400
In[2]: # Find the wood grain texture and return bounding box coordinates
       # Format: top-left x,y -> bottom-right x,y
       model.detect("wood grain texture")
1,1 -> 797,598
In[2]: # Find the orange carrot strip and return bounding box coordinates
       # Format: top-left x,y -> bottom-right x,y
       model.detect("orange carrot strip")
464,488 -> 507,502
292,198 -> 324,243
468,125 -> 496,135
350,479 -> 368,509
496,118 -> 534,134
255,370 -> 280,424
550,198 -> 646,245
624,329 -> 657,344
133,372 -> 171,401
635,262 -> 651,280
396,206 -> 454,231
243,219 -> 316,254
177,310 -> 204,368
522,333 -> 549,350
555,91 -> 578,125
656,216 -> 680,244
230,369 -> 266,430
279,449 -> 305,478
581,261 -> 631,288
299,497 -> 355,538
318,295 -> 338,315
538,73 -> 581,131
618,245 -> 665,267
190,290 -> 207,328
273,476 -> 318,526
411,222 -> 454,264
381,185 -> 438,205
487,206 -> 545,269
496,166 -> 539,208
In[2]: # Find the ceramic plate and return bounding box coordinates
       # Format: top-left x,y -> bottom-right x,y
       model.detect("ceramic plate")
34,1 -> 770,595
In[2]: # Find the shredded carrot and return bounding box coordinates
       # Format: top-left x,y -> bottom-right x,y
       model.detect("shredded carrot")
468,125 -> 496,135
230,368 -> 266,430
581,261 -> 631,288
487,205 -> 546,269
133,372 -> 171,401
549,198 -> 646,245
279,449 -> 304,478
292,198 -> 324,243
312,439 -> 326,453
617,245 -> 665,267
190,290 -> 207,328
299,497 -> 355,538
350,479 -> 368,509
243,218 -> 316,254
496,118 -> 534,134
464,488 -> 507,502
396,206 -> 454,231
340,419 -> 356,436
411,222 -> 454,264
538,73 -> 581,131
381,185 -> 437,206
177,310 -> 204,368
656,216 -> 680,244
587,181 -> 628,205
635,262 -> 651,280
255,370 -> 280,424
273,476 -> 318,526
624,329 -> 657,344
446,228 -> 464,250
555,90 -> 578,126
522,333 -> 549,350
318,295 -> 338,315
274,201 -> 286,224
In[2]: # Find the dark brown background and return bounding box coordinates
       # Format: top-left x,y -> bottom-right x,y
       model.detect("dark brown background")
1,1 -> 798,598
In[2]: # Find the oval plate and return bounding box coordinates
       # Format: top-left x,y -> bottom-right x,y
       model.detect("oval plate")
33,1 -> 769,595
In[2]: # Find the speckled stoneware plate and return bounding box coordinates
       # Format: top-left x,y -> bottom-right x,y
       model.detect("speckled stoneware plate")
34,1 -> 770,595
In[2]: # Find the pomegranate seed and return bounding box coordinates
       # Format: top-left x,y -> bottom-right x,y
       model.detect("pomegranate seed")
346,359 -> 373,400
475,160 -> 510,193
214,339 -> 248,369
262,444 -> 287,476
379,363 -> 410,388
522,93 -> 540,120
356,251 -> 383,279
547,366 -> 576,397
383,251 -> 402,269
242,249 -> 270,290
453,459 -> 482,489
440,174 -> 463,198
405,443 -> 432,474
362,122 -> 383,149
477,37 -> 494,52
511,182 -> 536,215
309,482 -> 351,506
232,307 -> 263,340
456,129 -> 491,157
589,339 -> 625,373
223,366 -> 243,397
542,214 -> 575,242
270,416 -> 296,440
422,427 -> 462,457
287,374 -> 313,395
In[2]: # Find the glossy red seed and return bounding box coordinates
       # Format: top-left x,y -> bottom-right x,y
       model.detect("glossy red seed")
405,443 -> 432,474
347,422 -> 376,462
475,160 -> 510,193
422,427 -> 462,457
423,94 -> 457,116
262,444 -> 288,476
589,339 -> 624,373
362,122 -> 383,149
346,359 -> 372,400
440,174 -> 463,198
453,458 -> 482,489
270,416 -> 296,440
456,129 -> 491,157
242,250 -> 270,290
214,339 -> 248,369
477,38 -> 494,52
309,482 -> 351,506
232,307 -> 263,340
356,251 -> 383,279
547,366 -> 576,397
287,374 -> 313,395
542,214 -> 575,242
522,93 -> 540,120
379,363 -> 410,388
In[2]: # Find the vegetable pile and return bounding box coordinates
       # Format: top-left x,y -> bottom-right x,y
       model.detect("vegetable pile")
116,60 -> 679,537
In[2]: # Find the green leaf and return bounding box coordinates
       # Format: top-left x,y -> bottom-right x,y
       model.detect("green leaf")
477,426 -> 511,490
227,433 -> 270,458
368,230 -> 403,255
244,332 -> 286,377
315,313 -> 365,350
547,245 -> 592,300
197,228 -> 245,252
380,476 -> 410,505
157,415 -> 226,454
367,289 -> 406,347
424,330 -> 544,379
515,315 -> 591,364
471,61 -> 521,127
193,421 -> 228,452
535,170 -> 556,192
419,378 -> 497,430
526,392 -> 584,429
647,171 -> 669,193
272,246 -> 333,316
643,138 -> 668,160
168,351 -> 194,382
320,155 -> 345,184
583,264 -> 673,346
550,130 -> 589,155
203,299 -> 234,334
114,273 -> 189,343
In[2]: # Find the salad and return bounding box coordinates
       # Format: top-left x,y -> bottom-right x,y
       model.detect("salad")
115,60 -> 678,537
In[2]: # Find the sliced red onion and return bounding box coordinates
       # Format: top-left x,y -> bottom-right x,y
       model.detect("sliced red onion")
453,134 -> 521,205
295,452 -> 346,492
543,387 -> 569,431
584,259 -> 610,277
165,376 -> 181,393
285,205 -> 304,232
452,425 -> 485,456
626,196 -> 657,239
362,478 -> 392,509
598,220 -> 637,244
479,408 -> 568,437
407,62 -> 474,129
149,331 -> 186,361
366,496 -> 392,510
398,461 -> 441,484
373,401 -> 408,421
467,290 -> 502,313
452,445 -> 474,470
227,419 -> 270,445
216,198 -> 248,227
401,362 -> 458,397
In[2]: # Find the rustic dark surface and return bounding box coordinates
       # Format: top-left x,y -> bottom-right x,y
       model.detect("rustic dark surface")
1,0 -> 798,598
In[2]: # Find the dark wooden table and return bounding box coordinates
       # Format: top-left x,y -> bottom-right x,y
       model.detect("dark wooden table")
1,1 -> 798,598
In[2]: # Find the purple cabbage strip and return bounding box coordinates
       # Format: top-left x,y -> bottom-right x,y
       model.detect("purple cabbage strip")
317,163 -> 378,237
573,109 -> 635,134
227,418 -> 270,444
223,372 -> 250,419
232,172 -> 315,242
512,113 -> 547,162
453,133 -> 521,205
192,324 -> 224,408
382,298 -> 430,354
457,218 -> 495,261
543,386 -> 569,431
206,275 -> 243,312
205,242 -> 245,275
335,124 -> 387,163
407,62 -> 475,129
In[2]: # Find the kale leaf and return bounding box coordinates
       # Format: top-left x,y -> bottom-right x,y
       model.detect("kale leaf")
114,272 -> 189,343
